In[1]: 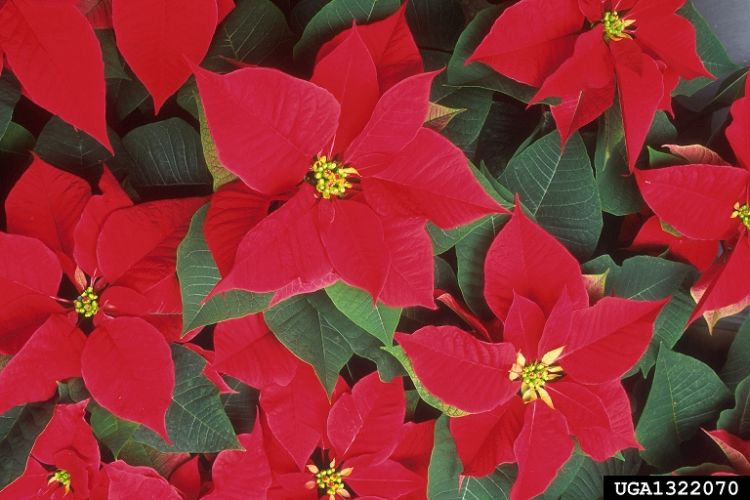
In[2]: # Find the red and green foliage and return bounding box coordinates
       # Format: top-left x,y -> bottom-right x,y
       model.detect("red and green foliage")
0,0 -> 749,499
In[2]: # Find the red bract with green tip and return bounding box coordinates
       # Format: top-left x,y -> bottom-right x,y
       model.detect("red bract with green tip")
636,78 -> 750,329
196,10 -> 505,309
395,204 -> 665,500
0,159 -> 205,439
469,0 -> 710,170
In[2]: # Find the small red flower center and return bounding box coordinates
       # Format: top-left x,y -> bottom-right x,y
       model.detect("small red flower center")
732,202 -> 750,229
509,347 -> 564,408
305,459 -> 353,500
308,155 -> 359,200
74,286 -> 100,318
602,11 -> 636,41
48,469 -> 72,495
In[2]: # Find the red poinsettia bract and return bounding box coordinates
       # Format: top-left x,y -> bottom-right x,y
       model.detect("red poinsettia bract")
635,78 -> 750,328
0,401 -> 182,499
0,0 -> 110,149
0,159 -> 205,439
204,369 -> 432,499
469,0 -> 710,169
196,13 -> 504,308
395,204 -> 665,500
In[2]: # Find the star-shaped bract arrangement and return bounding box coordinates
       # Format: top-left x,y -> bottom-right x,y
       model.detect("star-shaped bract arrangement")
0,401 -> 183,499
395,203 -> 665,500
636,78 -> 750,329
204,370 -> 432,499
469,0 -> 710,170
196,8 -> 504,309
0,159 -> 205,440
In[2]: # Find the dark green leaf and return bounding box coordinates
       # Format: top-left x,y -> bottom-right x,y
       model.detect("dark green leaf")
721,316 -> 750,391
123,118 -> 211,187
582,255 -> 692,301
432,77 -> 493,148
718,374 -> 750,439
132,345 -> 241,452
97,30 -> 129,80
635,291 -> 695,377
0,73 -> 20,140
0,402 -> 55,489
221,377 -> 259,435
427,415 -> 462,499
325,281 -> 401,346
541,449 -> 641,500
204,0 -> 293,72
501,131 -> 602,259
674,1 -> 741,97
0,122 -> 35,158
266,292 -> 402,393
177,205 -> 272,334
35,117 -> 125,176
294,0 -> 401,63
445,6 -> 536,103
636,347 -> 731,468
456,215 -> 507,318
406,0 -> 464,52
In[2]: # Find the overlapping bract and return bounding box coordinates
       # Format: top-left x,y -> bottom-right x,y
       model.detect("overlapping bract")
469,0 -> 710,169
396,205 -> 665,500
636,78 -> 750,328
197,9 -> 504,308
0,159 -> 205,438
205,370 -> 432,499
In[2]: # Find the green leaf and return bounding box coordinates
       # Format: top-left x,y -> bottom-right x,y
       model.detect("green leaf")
266,292 -> 402,393
594,104 -> 640,216
204,0 -> 292,72
0,402 -> 55,489
0,122 -> 35,158
541,448 -> 641,499
721,316 -> 750,391
264,293 -> 354,395
446,6 -> 536,103
582,255 -> 692,301
325,281 -> 401,346
122,118 -> 211,187
431,77 -> 493,148
636,346 -> 731,468
581,255 -> 692,378
406,0 -> 464,52
109,73 -> 151,120
176,205 -> 272,334
97,30 -> 129,81
459,466 -> 516,499
501,131 -> 602,259
674,0 -> 741,97
294,0 -> 401,63
35,116 -> 125,176
427,416 -> 462,499
382,346 -> 468,417
90,403 -> 188,478
456,215 -> 507,318
132,345 -> 241,452
89,403 -> 139,457
718,375 -> 750,439
0,73 -> 21,140
635,291 -> 695,377
221,377 -> 259,435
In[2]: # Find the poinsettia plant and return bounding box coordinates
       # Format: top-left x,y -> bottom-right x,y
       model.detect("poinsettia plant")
0,0 -> 749,499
